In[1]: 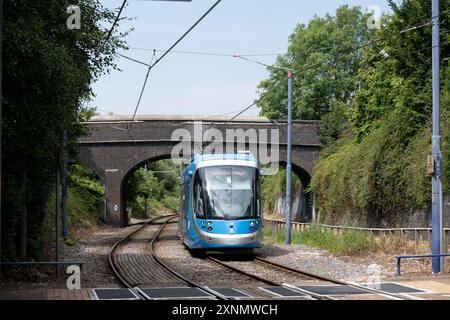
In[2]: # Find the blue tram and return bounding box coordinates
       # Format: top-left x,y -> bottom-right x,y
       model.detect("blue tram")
179,153 -> 263,253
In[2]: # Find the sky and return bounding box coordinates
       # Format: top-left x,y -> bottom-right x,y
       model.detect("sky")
90,0 -> 394,117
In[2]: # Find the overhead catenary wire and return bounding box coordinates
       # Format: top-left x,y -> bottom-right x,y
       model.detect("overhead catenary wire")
120,10 -> 450,73
130,0 -> 223,121
129,48 -> 282,57
127,9 -> 450,60
234,9 -> 450,74
121,0 -> 223,148
99,0 -> 128,52
233,55 -> 291,72
121,8 -> 442,81
131,50 -> 157,121
114,26 -> 447,126
227,99 -> 261,123
226,14 -> 450,122
125,50 -> 157,146
118,53 -> 151,67
112,5 -> 449,124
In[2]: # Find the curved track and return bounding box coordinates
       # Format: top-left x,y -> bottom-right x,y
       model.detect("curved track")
108,215 -> 228,300
109,215 -> 417,300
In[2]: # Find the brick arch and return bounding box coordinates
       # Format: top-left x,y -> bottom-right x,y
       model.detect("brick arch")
78,116 -> 321,227
278,161 -> 313,222
120,153 -> 174,226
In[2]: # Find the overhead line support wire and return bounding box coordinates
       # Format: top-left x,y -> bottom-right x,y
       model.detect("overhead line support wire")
118,53 -> 151,67
100,0 -> 128,52
130,0 -> 223,122
131,50 -> 157,122
233,10 -> 450,74
148,0 -> 223,72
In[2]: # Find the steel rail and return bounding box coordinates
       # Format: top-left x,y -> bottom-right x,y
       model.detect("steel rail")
206,256 -> 332,300
255,257 -> 414,300
107,215 -> 172,290
150,216 -> 229,301
108,214 -> 228,300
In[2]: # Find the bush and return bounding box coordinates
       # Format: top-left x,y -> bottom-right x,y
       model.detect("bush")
125,160 -> 181,217
261,167 -> 301,215
311,109 -> 434,227
265,226 -> 379,255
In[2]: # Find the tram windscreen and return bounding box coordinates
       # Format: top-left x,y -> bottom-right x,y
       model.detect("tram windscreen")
193,166 -> 260,220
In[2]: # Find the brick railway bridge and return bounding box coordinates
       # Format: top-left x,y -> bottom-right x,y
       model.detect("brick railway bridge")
78,115 -> 321,227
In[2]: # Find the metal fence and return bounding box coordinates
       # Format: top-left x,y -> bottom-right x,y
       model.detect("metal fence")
263,219 -> 450,253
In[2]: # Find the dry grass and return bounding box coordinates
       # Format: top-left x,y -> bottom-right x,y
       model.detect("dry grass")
263,225 -> 450,276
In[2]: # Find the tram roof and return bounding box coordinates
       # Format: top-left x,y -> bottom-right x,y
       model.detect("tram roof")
192,153 -> 257,164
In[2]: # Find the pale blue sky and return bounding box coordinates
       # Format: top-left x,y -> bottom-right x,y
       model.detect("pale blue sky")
90,0 -> 394,116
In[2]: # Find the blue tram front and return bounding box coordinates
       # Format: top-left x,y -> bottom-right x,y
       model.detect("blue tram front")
179,153 -> 263,252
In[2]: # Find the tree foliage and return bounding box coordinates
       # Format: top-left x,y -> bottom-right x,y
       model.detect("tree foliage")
257,5 -> 374,144
349,0 -> 450,140
1,0 -> 129,260
311,0 -> 450,226
125,161 -> 181,218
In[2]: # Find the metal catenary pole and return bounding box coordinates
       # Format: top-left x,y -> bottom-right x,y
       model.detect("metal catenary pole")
0,0 -> 4,280
55,144 -> 60,277
61,131 -> 68,239
285,70 -> 293,245
431,0 -> 442,274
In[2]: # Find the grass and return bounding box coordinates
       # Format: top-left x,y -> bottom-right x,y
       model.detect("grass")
264,225 -> 379,255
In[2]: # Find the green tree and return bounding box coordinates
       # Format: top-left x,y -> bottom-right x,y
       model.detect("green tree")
311,0 -> 450,227
1,0 -> 129,260
125,161 -> 181,217
257,5 -> 374,144
350,0 -> 450,141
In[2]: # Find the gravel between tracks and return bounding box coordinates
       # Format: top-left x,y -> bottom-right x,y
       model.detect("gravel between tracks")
57,220 -> 392,287
61,223 -> 143,288
0,216 -> 441,293
155,221 -> 264,287
154,220 -> 375,286
258,244 -> 386,282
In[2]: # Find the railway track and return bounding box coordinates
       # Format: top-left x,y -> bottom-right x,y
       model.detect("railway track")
255,257 -> 420,300
207,255 -> 417,300
108,215 -> 419,300
108,215 -> 228,300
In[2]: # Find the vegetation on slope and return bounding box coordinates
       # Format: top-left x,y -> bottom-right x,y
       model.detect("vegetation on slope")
1,0 -> 129,260
257,0 -> 450,227
311,0 -> 450,226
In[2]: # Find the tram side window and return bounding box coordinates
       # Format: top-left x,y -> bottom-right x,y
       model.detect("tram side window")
193,172 -> 206,219
180,183 -> 185,215
255,174 -> 261,218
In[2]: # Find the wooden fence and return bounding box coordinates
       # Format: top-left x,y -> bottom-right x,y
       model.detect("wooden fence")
263,219 -> 450,253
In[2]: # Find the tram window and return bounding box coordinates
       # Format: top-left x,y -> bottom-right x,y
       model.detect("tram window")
180,184 -> 185,215
255,174 -> 261,218
202,166 -> 256,220
193,172 -> 206,218
180,182 -> 188,219
186,184 -> 189,216
254,175 -> 261,218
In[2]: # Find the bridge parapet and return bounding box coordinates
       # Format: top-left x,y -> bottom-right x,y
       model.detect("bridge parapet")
80,115 -> 321,147
78,115 -> 321,227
